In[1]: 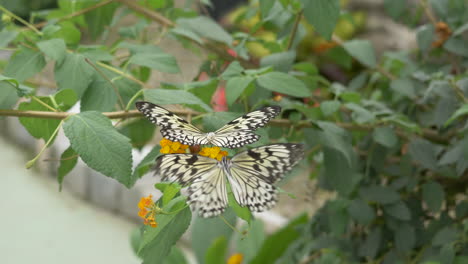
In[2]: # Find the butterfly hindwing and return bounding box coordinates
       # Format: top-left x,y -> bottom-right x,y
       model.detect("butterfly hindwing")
228,143 -> 304,212
154,154 -> 228,217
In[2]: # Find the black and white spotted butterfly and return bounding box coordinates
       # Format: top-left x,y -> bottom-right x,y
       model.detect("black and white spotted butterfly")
154,143 -> 304,218
135,101 -> 281,148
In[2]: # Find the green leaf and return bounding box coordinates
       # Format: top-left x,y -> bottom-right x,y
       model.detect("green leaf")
235,219 -> 265,263
139,199 -> 192,263
390,78 -> 416,98
416,24 -> 434,52
119,119 -> 156,149
384,201 -> 411,220
340,92 -> 361,103
250,214 -> 308,264
373,126 -> 398,148
155,183 -> 182,207
327,200 -> 349,236
257,72 -> 311,97
55,53 -> 95,98
163,247 -> 188,264
444,37 -> 468,57
4,48 -> 46,82
445,104 -> 468,126
301,0 -> 340,40
432,227 -> 459,246
422,181 -> 445,212
320,100 -> 340,116
260,51 -> 296,72
83,2 -> 118,39
57,146 -> 78,191
191,210 -> 236,264
129,53 -> 180,73
228,189 -> 252,224
395,224 -> 415,252
144,89 -> 212,112
80,71 -> 118,112
0,29 -> 18,48
0,82 -> 19,109
408,138 -> 441,170
226,76 -> 254,106
63,112 -> 133,187
348,199 -> 375,225
202,111 -> 241,131
119,42 -> 163,55
359,185 -> 400,204
49,21 -> 81,45
177,16 -> 233,45
346,103 -> 376,124
323,148 -> 360,196
205,236 -> 228,264
131,146 -> 161,186
37,38 -> 67,63
359,227 -> 382,259
343,40 -> 377,68
54,89 -> 78,111
260,0 -> 275,19
221,61 -> 244,79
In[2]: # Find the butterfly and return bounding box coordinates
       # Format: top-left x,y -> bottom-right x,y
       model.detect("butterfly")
154,143 -> 304,218
135,101 -> 281,148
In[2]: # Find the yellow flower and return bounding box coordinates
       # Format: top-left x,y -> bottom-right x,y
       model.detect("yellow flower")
199,146 -> 229,161
159,138 -> 189,154
137,194 -> 160,228
227,253 -> 243,264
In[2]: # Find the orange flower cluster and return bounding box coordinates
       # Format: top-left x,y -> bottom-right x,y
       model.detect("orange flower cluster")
137,194 -> 160,228
199,146 -> 229,161
227,253 -> 243,264
159,138 -> 189,154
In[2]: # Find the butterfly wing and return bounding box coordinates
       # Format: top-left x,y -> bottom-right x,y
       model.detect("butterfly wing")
227,143 -> 304,212
136,101 -> 209,145
210,106 -> 281,148
154,154 -> 228,217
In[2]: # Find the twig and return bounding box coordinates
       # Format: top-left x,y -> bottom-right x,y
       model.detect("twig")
28,0 -> 114,30
287,10 -> 303,50
85,58 -> 126,110
375,65 -> 397,80
114,0 -> 174,27
96,61 -> 151,88
0,5 -> 42,35
419,0 -> 438,26
0,109 -> 455,144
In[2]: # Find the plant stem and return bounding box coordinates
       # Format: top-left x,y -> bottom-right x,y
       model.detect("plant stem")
26,120 -> 64,169
0,5 -> 42,35
287,10 -> 303,50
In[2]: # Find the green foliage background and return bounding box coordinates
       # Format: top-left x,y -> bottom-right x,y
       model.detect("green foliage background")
1,0 -> 468,263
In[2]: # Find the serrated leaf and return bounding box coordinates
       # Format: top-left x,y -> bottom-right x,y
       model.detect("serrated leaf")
390,78 -> 416,98
143,89 -> 212,112
250,214 -> 308,264
385,201 -> 411,220
49,21 -> 81,45
260,51 -> 296,72
55,53 -> 95,98
323,148 -> 360,196
80,71 -> 118,112
57,146 -> 78,190
301,0 -> 340,40
83,1 -> 118,39
408,138 -> 441,170
395,224 -> 415,252
359,227 -> 381,259
359,185 -> 400,204
445,104 -> 468,126
348,199 -> 375,225
343,40 -> 377,68
346,103 -> 376,124
373,126 -> 398,148
422,181 -> 445,212
177,16 -> 233,45
139,198 -> 191,263
163,247 -> 188,264
320,101 -> 340,116
226,76 -> 254,106
129,53 -> 180,73
63,112 -> 133,187
221,61 -> 244,79
155,182 -> 182,207
37,38 -> 67,63
257,72 -> 311,97
119,119 -> 156,149
0,29 -> 18,48
432,227 -> 458,246
0,82 -> 19,109
4,48 -> 46,82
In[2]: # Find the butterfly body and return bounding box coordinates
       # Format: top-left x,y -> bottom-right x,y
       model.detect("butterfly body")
136,101 -> 281,148
154,143 -> 304,217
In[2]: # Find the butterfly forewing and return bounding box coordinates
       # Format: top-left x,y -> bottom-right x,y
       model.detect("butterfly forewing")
227,143 -> 305,212
137,101 -> 281,148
